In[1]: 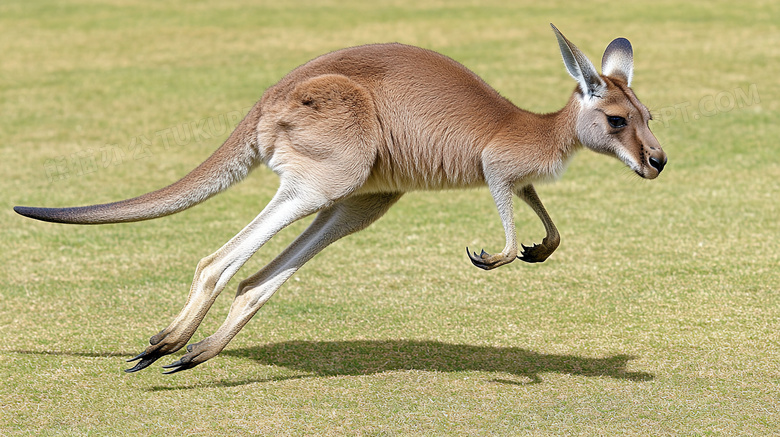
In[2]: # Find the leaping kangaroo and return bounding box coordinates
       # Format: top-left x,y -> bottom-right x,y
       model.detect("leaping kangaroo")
14,25 -> 666,373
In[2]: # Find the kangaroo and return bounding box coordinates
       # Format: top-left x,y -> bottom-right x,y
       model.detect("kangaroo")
14,25 -> 666,373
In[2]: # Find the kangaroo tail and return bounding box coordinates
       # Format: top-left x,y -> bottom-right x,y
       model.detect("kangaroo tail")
14,103 -> 263,225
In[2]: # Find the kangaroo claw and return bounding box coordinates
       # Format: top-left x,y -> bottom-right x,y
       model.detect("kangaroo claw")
161,359 -> 197,374
125,350 -> 167,373
466,246 -> 515,270
518,242 -> 553,263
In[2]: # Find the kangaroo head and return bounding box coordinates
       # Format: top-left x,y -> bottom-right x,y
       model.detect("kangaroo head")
551,24 -> 667,179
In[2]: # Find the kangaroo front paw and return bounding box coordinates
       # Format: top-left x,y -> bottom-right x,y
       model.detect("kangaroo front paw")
518,240 -> 556,263
466,247 -> 516,270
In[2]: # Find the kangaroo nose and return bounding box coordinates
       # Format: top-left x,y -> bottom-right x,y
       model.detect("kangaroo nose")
649,156 -> 667,173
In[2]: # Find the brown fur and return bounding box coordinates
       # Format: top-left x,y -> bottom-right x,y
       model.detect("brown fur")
14,26 -> 666,373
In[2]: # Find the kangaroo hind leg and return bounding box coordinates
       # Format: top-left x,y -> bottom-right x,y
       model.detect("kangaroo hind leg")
127,75 -> 382,373
125,180 -> 329,373
162,192 -> 403,373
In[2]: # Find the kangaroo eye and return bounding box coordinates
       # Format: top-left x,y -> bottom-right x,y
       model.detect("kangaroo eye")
607,116 -> 627,128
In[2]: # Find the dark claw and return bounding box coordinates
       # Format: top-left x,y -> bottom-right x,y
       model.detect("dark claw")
161,359 -> 186,375
161,356 -> 200,374
161,360 -> 182,369
125,351 -> 163,373
126,351 -> 145,363
519,242 -> 547,264
466,247 -> 490,259
467,247 -> 493,270
162,366 -> 187,375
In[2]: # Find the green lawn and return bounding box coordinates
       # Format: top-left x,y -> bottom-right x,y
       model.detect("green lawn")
1,0 -> 778,435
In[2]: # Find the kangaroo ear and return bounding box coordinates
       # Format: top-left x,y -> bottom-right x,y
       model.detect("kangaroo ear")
550,23 -> 605,99
602,37 -> 634,86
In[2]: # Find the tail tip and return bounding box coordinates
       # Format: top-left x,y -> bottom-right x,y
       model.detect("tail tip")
14,206 -> 31,217
14,205 -> 71,223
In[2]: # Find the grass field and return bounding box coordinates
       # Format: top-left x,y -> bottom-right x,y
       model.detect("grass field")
1,0 -> 778,435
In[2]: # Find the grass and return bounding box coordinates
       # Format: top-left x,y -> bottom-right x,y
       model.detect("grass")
1,0 -> 778,435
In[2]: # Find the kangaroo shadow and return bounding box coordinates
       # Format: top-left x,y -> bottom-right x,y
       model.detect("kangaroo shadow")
223,340 -> 653,384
